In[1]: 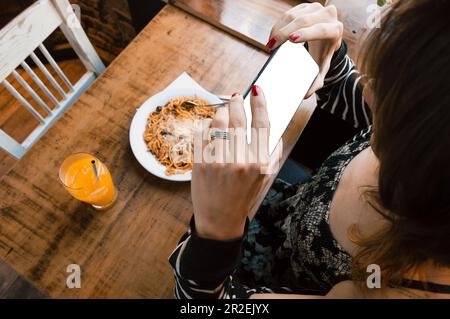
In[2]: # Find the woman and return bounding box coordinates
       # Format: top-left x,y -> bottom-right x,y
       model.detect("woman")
169,0 -> 450,298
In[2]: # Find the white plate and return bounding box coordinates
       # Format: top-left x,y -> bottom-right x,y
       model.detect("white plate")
129,87 -> 222,182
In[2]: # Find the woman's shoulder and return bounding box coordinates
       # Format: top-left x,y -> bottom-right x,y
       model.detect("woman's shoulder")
325,279 -> 450,299
324,281 -> 395,299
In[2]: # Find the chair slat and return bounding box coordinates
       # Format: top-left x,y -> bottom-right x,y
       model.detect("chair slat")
0,0 -> 104,159
0,0 -> 62,82
30,52 -> 67,99
38,44 -> 74,92
21,71 -> 96,151
11,70 -> 52,115
21,61 -> 60,107
0,129 -> 26,160
2,79 -> 46,124
53,0 -> 106,75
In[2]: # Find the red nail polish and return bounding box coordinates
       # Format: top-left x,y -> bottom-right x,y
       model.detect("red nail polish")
289,34 -> 300,42
251,85 -> 259,96
232,92 -> 240,97
266,38 -> 276,49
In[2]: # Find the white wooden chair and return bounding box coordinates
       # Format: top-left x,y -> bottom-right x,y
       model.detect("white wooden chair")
0,0 -> 105,159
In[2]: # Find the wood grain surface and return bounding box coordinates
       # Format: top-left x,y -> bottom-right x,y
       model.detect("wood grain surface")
0,4 -> 316,298
0,261 -> 47,298
168,0 -> 303,50
167,0 -> 330,51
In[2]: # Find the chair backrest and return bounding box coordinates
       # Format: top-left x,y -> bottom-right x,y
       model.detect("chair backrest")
0,0 -> 105,159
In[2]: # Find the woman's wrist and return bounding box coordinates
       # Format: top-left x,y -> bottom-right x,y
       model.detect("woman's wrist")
194,217 -> 247,241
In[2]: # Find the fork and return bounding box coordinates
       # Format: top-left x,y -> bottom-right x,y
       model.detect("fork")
182,100 -> 229,108
181,93 -> 233,108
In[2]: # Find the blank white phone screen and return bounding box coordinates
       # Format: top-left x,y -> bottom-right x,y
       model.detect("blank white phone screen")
243,41 -> 319,154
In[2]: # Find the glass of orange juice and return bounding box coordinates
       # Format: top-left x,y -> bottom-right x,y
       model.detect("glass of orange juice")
59,153 -> 118,210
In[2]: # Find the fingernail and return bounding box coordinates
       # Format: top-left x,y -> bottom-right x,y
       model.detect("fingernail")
232,92 -> 240,97
289,34 -> 300,42
251,85 -> 259,96
266,38 -> 276,49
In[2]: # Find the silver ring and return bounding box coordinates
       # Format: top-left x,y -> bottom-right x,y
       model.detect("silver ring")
210,130 -> 231,141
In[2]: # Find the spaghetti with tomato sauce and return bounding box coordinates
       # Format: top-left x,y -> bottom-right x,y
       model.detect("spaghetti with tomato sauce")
144,97 -> 215,175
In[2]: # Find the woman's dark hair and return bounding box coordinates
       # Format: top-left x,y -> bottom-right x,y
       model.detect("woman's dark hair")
350,0 -> 450,285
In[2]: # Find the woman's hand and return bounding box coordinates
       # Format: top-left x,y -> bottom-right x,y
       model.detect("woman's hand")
267,2 -> 343,97
191,86 -> 270,241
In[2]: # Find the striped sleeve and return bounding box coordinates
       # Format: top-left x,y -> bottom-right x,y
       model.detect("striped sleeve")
168,217 -> 246,299
315,41 -> 372,129
168,217 -> 285,299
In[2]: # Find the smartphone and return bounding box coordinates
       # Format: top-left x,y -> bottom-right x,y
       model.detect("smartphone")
243,41 -> 319,154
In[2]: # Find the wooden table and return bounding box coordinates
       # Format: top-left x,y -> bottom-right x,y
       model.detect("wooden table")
168,0 -> 301,50
0,4 -> 316,298
168,0 -> 326,51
